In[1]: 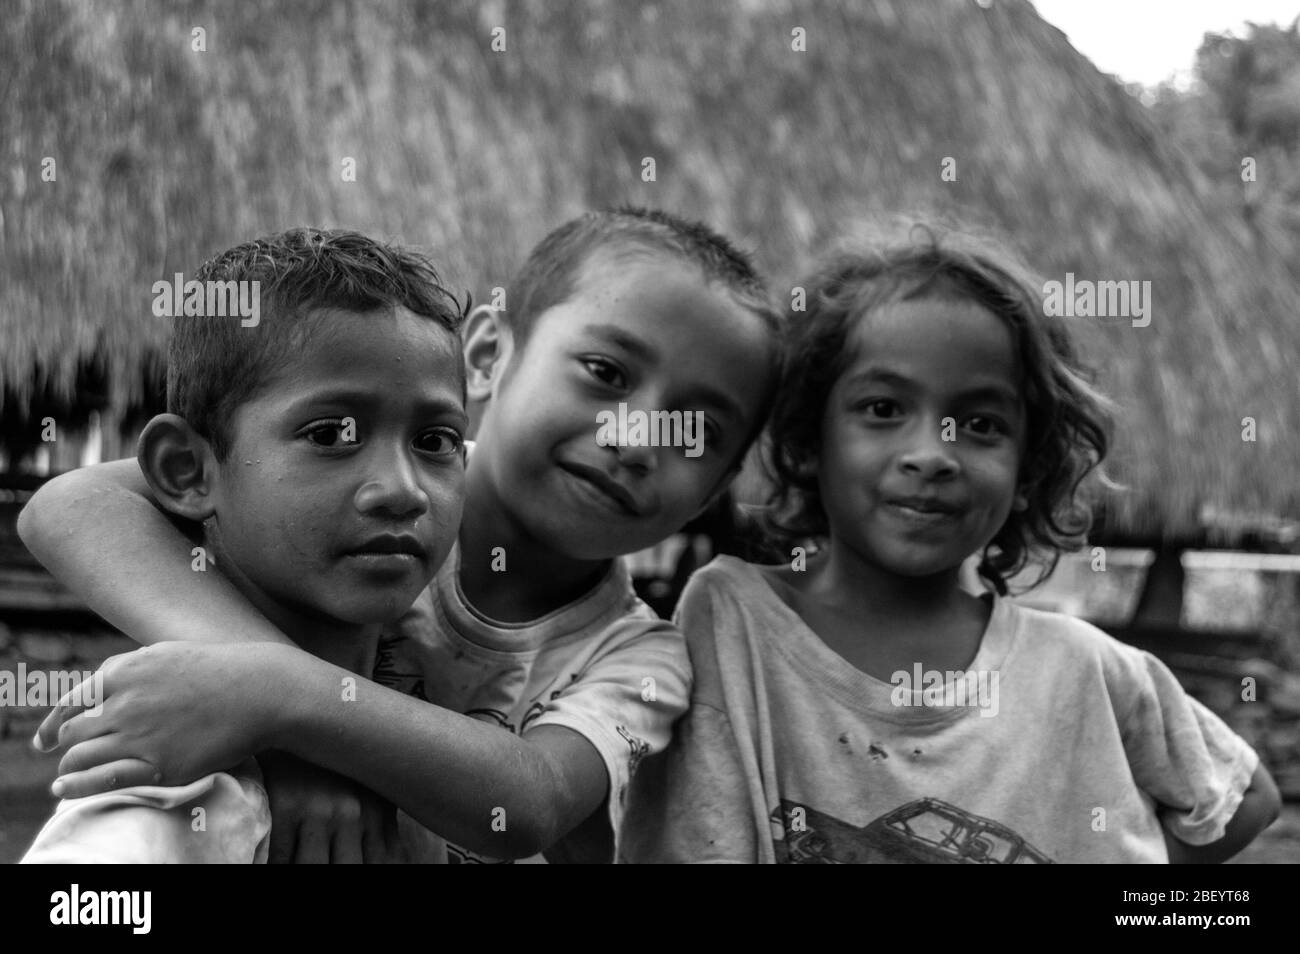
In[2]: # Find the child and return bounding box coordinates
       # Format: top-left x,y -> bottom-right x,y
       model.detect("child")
621,227 -> 1281,863
24,227 -> 469,862
21,208 -> 783,863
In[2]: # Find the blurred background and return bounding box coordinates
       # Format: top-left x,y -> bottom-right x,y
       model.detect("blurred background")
1,0 -> 1297,861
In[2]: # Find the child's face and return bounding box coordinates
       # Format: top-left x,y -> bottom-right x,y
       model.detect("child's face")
477,252 -> 774,559
817,295 -> 1025,579
208,306 -> 467,625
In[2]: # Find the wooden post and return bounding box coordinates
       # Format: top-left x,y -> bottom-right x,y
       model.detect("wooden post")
1132,545 -> 1185,629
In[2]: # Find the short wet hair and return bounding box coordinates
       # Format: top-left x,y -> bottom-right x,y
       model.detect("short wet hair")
506,206 -> 778,346
167,227 -> 466,460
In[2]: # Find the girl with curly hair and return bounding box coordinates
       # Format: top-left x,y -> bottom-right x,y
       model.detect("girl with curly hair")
622,226 -> 1278,864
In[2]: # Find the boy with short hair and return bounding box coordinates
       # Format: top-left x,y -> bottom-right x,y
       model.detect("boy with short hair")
22,208 -> 783,862
23,227 -> 469,862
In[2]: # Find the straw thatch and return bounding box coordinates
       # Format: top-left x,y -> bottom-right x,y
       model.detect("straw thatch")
3,0 -> 1297,538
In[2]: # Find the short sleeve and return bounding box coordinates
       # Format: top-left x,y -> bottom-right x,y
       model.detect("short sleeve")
1120,651 -> 1259,846
620,575 -> 763,863
525,620 -> 692,856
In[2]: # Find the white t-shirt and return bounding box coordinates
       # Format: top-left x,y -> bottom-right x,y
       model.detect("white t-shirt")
22,762 -> 273,864
374,541 -> 691,863
21,760 -> 444,864
621,556 -> 1258,864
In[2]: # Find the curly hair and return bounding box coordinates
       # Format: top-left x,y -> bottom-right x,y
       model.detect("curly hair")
762,225 -> 1113,594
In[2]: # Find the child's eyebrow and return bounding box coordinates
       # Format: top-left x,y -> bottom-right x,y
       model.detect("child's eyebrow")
842,368 -> 915,391
285,388 -> 465,418
685,383 -> 747,425
845,370 -> 1020,408
582,324 -> 658,363
956,384 -> 1022,408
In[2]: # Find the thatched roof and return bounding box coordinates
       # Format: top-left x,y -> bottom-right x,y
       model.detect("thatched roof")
3,0 -> 1297,537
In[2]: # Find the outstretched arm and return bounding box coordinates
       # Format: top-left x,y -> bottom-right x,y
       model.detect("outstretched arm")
17,460 -> 292,647
41,642 -> 609,860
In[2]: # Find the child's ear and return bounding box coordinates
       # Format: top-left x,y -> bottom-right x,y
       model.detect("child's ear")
1011,489 -> 1030,513
135,414 -> 219,523
463,304 -> 513,403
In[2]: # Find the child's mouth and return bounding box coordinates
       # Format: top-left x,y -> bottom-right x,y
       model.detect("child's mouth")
341,550 -> 428,583
883,497 -> 962,525
558,462 -> 644,517
341,534 -> 428,571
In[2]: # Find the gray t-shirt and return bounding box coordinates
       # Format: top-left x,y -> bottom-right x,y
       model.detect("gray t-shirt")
376,541 -> 690,863
621,556 -> 1257,863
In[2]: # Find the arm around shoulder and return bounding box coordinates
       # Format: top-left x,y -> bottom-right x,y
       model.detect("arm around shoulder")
17,459 -> 160,562
17,459 -> 292,647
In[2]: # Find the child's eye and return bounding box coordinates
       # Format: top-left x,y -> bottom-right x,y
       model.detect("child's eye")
856,399 -> 902,419
302,420 -> 359,448
581,357 -> 628,390
414,427 -> 464,458
963,415 -> 1008,438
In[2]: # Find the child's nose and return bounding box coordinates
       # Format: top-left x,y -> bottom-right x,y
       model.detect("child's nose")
612,440 -> 658,475
898,423 -> 960,480
354,448 -> 431,518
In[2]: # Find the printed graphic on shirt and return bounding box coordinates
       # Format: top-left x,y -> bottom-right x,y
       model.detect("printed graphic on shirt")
771,797 -> 1054,864
371,631 -> 425,700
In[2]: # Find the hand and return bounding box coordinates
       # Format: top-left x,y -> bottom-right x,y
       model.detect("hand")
258,751 -> 408,864
35,642 -> 278,798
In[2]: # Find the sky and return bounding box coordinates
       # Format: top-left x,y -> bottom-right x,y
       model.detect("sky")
1032,0 -> 1300,87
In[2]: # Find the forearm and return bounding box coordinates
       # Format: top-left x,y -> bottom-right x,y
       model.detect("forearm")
250,644 -> 582,858
17,460 -> 292,647
1164,763 -> 1281,863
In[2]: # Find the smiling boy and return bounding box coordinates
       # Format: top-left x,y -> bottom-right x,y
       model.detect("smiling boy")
22,208 -> 783,863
